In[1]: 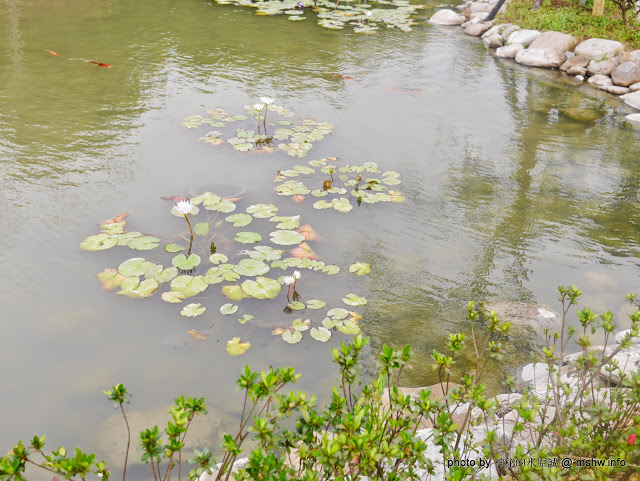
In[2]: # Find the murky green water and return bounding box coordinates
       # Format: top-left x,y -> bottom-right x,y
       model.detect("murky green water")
2,0 -> 640,471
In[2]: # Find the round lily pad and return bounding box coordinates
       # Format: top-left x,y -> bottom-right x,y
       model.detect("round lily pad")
237,314 -> 254,325
172,254 -> 201,270
117,278 -> 159,299
145,265 -> 179,283
127,236 -> 160,251
270,230 -> 306,246
209,253 -> 229,264
226,337 -> 251,355
323,265 -> 340,275
235,232 -> 263,244
241,276 -> 281,299
310,327 -> 332,342
282,329 -> 302,344
348,262 -> 371,276
204,199 -> 236,213
247,204 -> 278,218
181,303 -> 207,318
269,215 -> 301,230
80,234 -> 117,251
327,308 -> 349,320
220,303 -> 239,315
96,269 -> 126,290
337,319 -> 361,335
306,299 -> 327,310
292,319 -> 311,331
222,285 -> 250,301
288,301 -> 305,311
161,291 -> 186,303
118,258 -> 156,277
112,232 -> 142,246
233,259 -> 270,276
342,294 -> 367,306
246,246 -> 282,262
225,213 -> 253,227
170,275 -> 208,297
165,244 -> 185,253
194,222 -> 210,236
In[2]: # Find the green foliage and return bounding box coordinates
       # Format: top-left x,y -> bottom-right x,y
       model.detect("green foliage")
498,0 -> 640,48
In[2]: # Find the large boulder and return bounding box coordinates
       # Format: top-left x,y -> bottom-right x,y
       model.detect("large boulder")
495,43 -> 524,59
625,113 -> 640,124
623,91 -> 640,110
587,74 -> 613,89
429,9 -> 465,25
528,31 -> 577,53
611,61 -> 640,87
469,2 -> 493,12
506,29 -> 541,46
483,34 -> 503,48
482,302 -> 562,337
515,48 -> 565,68
586,58 -> 619,77
574,38 -> 624,60
560,54 -> 589,72
464,22 -> 490,36
502,24 -> 521,38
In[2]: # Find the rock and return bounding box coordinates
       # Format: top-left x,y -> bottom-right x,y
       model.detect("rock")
429,9 -> 465,25
612,61 -> 640,87
506,29 -> 541,46
574,38 -> 625,61
586,58 -> 619,77
560,54 -> 589,72
561,107 -> 603,122
517,362 -> 550,386
515,48 -> 566,68
469,2 -> 493,12
625,113 -> 640,124
464,22 -> 490,36
587,74 -> 613,88
482,33 -> 503,48
615,329 -> 640,345
617,50 -> 640,65
461,18 -> 480,27
629,81 -> 640,92
495,43 -> 524,58
623,91 -> 640,110
529,31 -> 578,53
483,302 -> 562,336
565,51 -> 575,60
566,65 -> 587,76
575,75 -> 585,81
471,11 -> 490,20
600,351 -> 640,384
606,85 -> 630,95
481,24 -> 501,38
501,24 -> 521,38
563,345 -> 619,366
200,458 -> 249,481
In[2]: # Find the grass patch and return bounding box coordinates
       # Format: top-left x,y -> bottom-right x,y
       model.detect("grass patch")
496,0 -> 640,49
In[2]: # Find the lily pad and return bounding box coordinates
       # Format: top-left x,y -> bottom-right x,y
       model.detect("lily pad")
145,265 -> 179,283
118,258 -> 156,277
237,314 -> 254,325
117,278 -> 160,299
226,337 -> 251,356
288,301 -> 305,311
241,276 -> 281,299
170,275 -> 208,297
96,269 -> 126,290
282,329 -> 302,344
246,246 -> 283,262
337,319 -> 361,335
191,192 -> 221,206
247,203 -> 279,218
225,213 -> 253,227
270,230 -> 306,246
165,244 -> 186,253
209,253 -> 229,264
348,262 -> 371,276
127,236 -> 160,251
306,299 -> 327,310
161,291 -> 186,303
342,293 -> 367,306
80,234 -> 117,251
233,259 -> 270,276
222,284 -> 250,301
327,308 -> 349,320
194,222 -> 210,236
292,318 -> 311,331
322,265 -> 340,275
172,254 -> 201,270
269,215 -> 301,230
220,303 -> 239,315
181,303 -> 207,318
204,199 -> 236,213
112,232 -> 142,246
332,197 -> 353,213
235,232 -> 263,244
310,327 -> 332,342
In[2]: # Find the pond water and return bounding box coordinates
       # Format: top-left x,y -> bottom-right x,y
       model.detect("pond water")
2,0 -> 640,473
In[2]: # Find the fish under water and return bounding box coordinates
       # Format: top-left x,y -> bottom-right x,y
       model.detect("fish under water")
329,73 -> 358,81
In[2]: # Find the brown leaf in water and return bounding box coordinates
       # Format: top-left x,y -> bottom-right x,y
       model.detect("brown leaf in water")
99,212 -> 129,225
290,242 -> 319,260
96,269 -> 126,291
188,329 -> 207,341
348,311 -> 363,320
323,180 -> 332,191
161,195 -> 188,202
291,194 -> 306,204
271,328 -> 285,335
297,225 -> 322,242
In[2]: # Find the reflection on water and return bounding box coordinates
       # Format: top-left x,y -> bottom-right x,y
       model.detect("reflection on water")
1,0 -> 640,468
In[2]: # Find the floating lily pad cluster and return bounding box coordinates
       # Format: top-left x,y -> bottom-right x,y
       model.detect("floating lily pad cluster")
213,0 -> 426,33
183,104 -> 333,157
80,195 -> 374,355
274,157 -> 405,212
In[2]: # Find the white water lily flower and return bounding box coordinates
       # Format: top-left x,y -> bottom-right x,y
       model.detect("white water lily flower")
253,103 -> 264,111
293,270 -> 301,280
365,10 -> 372,16
260,96 -> 274,105
174,200 -> 195,215
284,276 -> 295,286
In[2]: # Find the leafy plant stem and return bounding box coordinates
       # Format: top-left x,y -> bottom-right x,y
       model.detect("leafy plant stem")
119,404 -> 131,481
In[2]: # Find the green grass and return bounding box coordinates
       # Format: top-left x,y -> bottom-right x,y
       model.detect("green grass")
497,0 -> 640,49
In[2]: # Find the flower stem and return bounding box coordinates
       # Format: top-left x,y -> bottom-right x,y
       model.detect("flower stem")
263,104 -> 268,129
183,214 -> 194,255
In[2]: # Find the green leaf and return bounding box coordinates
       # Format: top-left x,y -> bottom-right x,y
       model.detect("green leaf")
181,303 -> 207,318
322,265 -> 340,275
332,198 -> 353,213
270,230 -> 306,246
306,299 -> 327,310
204,199 -> 236,213
79,234 -> 117,251
165,244 -> 186,253
112,232 -> 142,246
246,246 -> 283,262
237,314 -> 254,325
226,337 -> 251,355
220,303 -> 239,315
282,329 -> 302,344
288,301 -> 305,311
310,327 -> 332,342
117,278 -> 160,299
145,265 -> 179,283
172,254 -> 201,270
247,204 -> 279,218
194,222 -> 210,236
337,319 -> 361,335
96,269 -> 126,290
241,277 -> 281,299
209,253 -> 229,264
222,284 -> 250,301
161,291 -> 186,303
292,318 -> 311,331
235,232 -> 263,244
118,258 -> 156,277
225,213 -> 253,227
127,236 -> 160,251
348,262 -> 371,276
313,200 -> 333,210
191,192 -> 221,205
327,308 -> 348,320
269,215 -> 301,230
233,259 -> 270,276
170,275 -> 208,297
342,293 -> 367,306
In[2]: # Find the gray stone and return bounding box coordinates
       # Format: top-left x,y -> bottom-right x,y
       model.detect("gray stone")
515,48 -> 565,68
482,33 -> 503,48
623,91 -> 640,110
575,75 -> 585,81
483,302 -> 562,337
612,61 -> 640,87
529,31 -> 578,53
464,22 -> 490,36
565,51 -> 576,60
469,2 -> 493,12
561,107 -> 604,122
625,113 -> 640,124
615,329 -> 640,344
567,65 -> 587,76
506,29 -> 541,46
606,85 -> 630,95
617,50 -> 640,65
517,362 -> 550,385
495,43 -> 524,59
560,54 -> 589,72
471,11 -> 490,20
574,38 -> 625,61
629,81 -> 640,92
600,351 -> 640,384
429,9 -> 465,25
587,74 -> 613,88
586,58 -> 619,77
502,24 -> 521,38
481,24 -> 501,38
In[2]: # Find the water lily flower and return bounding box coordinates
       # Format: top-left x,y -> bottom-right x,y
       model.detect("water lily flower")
298,1 -> 304,10
253,103 -> 264,111
284,276 -> 295,286
260,96 -> 274,105
365,10 -> 372,16
293,270 -> 301,280
174,200 -> 195,215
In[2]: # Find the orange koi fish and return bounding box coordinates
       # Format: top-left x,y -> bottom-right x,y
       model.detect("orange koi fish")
44,49 -> 60,56
330,73 -> 358,81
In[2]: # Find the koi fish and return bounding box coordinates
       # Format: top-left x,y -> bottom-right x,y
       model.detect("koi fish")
44,49 -> 60,56
89,61 -> 112,68
330,73 -> 358,82
161,195 -> 188,202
